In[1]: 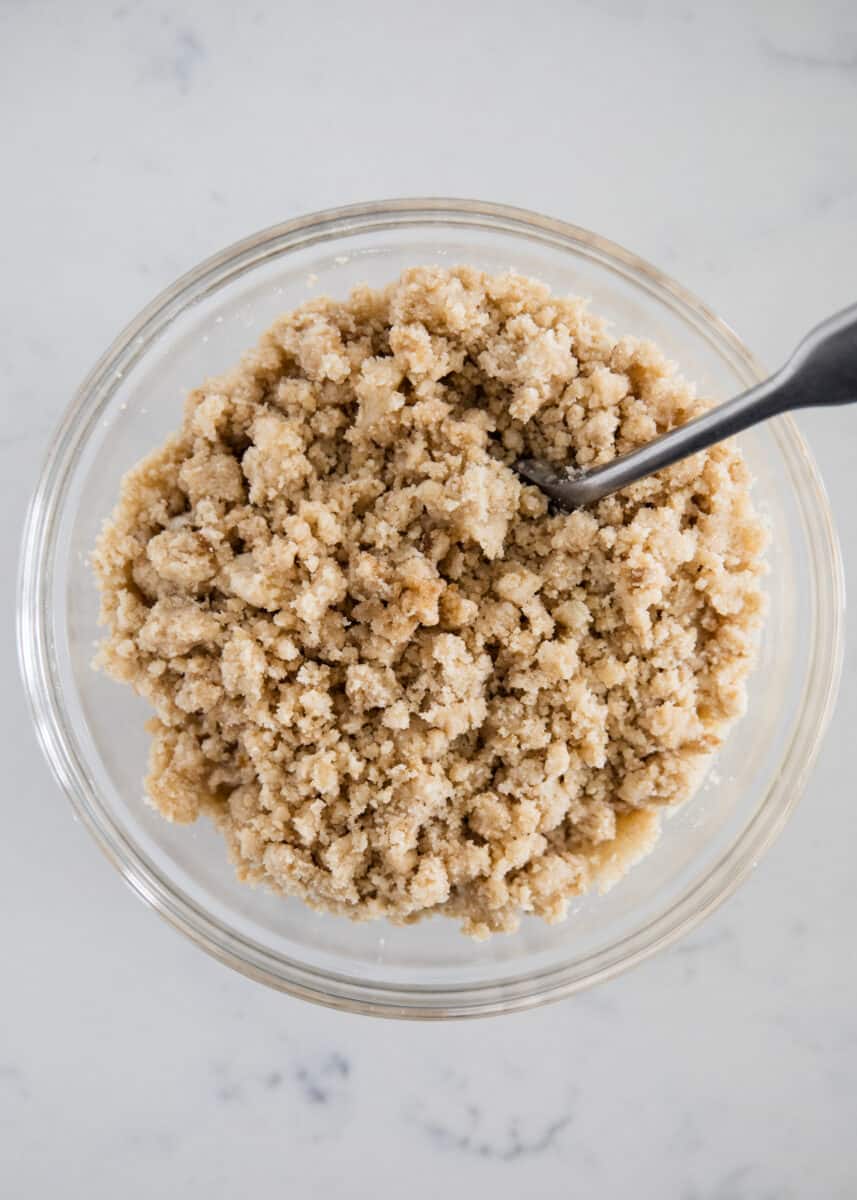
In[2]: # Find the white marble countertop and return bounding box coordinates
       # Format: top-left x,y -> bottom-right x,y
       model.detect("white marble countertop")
2,1 -> 855,1194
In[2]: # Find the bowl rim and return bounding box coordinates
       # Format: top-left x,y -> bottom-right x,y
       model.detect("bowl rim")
17,197 -> 846,1019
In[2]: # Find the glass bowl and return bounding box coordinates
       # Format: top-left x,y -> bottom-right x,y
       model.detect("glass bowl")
18,199 -> 845,1018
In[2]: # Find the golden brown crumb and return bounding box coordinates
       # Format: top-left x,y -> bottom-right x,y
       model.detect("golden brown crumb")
92,267 -> 767,937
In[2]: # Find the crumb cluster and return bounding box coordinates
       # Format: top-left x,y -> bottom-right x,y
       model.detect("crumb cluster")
93,267 -> 767,937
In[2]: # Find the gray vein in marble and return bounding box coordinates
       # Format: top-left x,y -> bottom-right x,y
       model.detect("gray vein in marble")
133,15 -> 206,95
0,1065 -> 29,1101
171,29 -> 205,92
294,1051 -> 350,1106
211,1060 -> 243,1105
416,1108 -> 571,1162
680,1163 -> 796,1200
760,38 -> 857,75
209,1050 -> 351,1111
406,1067 -> 573,1163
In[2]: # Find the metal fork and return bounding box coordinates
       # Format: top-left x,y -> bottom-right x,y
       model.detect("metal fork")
515,303 -> 857,509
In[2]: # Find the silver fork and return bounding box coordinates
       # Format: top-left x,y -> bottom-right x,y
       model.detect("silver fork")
515,303 -> 857,509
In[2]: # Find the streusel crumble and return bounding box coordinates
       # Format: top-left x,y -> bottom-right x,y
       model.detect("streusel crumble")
93,267 -> 766,937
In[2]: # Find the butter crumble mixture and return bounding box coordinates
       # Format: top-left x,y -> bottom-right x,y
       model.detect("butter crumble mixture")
93,267 -> 767,937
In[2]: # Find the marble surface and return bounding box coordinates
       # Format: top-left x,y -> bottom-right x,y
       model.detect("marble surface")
2,1 -> 856,1194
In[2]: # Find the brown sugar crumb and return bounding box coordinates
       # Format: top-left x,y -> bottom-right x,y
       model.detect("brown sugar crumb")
92,267 -> 767,938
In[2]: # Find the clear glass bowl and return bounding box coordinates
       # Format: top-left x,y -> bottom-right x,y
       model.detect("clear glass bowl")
18,200 -> 845,1018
